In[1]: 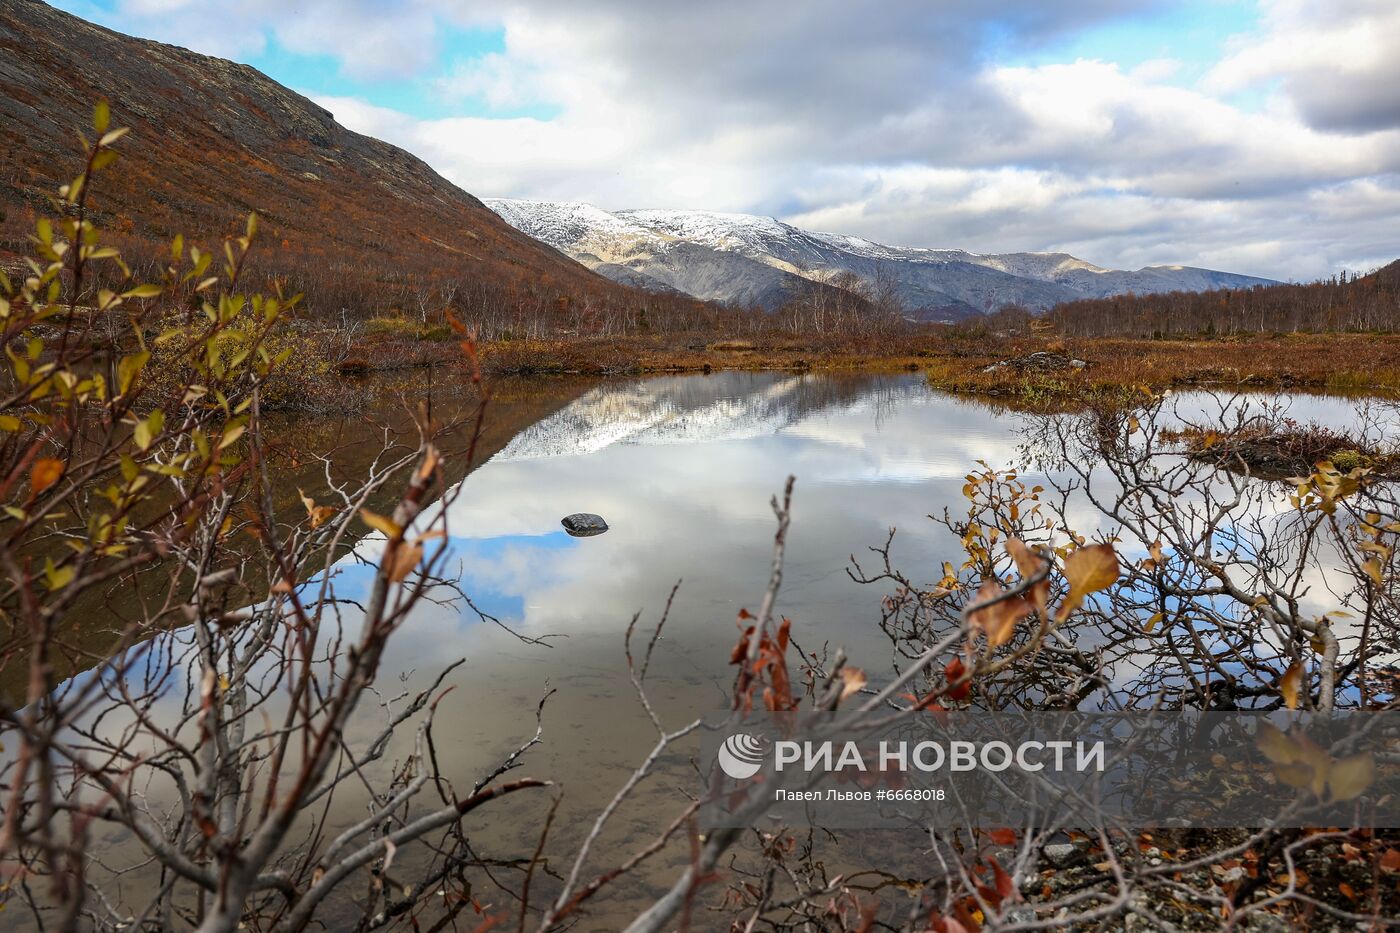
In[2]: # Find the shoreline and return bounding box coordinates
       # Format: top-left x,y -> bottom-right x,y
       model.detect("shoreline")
336,331 -> 1400,409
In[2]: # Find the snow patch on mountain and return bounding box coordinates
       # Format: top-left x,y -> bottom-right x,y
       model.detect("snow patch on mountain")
485,199 -> 1277,316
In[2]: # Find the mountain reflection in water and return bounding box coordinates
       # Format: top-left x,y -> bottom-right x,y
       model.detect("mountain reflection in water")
30,371 -> 1378,928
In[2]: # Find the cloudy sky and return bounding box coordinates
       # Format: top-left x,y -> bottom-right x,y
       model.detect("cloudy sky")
55,0 -> 1400,280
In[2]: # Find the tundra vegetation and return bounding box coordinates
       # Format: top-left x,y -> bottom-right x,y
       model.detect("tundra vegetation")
0,110 -> 1397,933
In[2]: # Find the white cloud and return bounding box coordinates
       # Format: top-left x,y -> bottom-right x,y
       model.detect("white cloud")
63,0 -> 1400,279
1207,0 -> 1400,133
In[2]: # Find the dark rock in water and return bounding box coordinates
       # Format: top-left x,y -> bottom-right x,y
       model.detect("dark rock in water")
561,513 -> 609,537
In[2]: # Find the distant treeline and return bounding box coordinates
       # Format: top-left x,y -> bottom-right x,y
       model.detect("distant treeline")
1016,261 -> 1400,337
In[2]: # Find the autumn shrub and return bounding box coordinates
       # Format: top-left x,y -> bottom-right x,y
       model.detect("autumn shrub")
0,102 -> 554,933
141,308 -> 334,411
364,315 -> 461,342
1160,415 -> 1399,479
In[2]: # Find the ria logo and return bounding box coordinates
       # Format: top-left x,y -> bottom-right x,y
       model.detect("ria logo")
717,733 -> 766,779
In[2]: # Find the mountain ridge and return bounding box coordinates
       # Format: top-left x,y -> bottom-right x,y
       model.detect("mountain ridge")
487,199 -> 1277,318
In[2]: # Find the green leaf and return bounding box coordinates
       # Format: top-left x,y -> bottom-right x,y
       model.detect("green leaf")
93,100 -> 110,134
122,283 -> 162,299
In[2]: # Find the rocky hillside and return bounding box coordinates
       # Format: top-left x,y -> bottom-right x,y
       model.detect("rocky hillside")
487,200 -> 1277,319
0,0 -> 625,317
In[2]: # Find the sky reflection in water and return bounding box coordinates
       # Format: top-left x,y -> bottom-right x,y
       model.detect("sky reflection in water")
44,371 -> 1384,922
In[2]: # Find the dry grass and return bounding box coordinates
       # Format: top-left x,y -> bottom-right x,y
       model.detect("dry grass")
305,328 -> 1400,412
1160,421 -> 1399,480
466,331 -> 1400,404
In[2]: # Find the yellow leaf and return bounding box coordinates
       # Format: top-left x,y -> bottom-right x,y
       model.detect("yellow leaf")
359,509 -> 402,540
44,563 -> 75,591
117,351 -> 149,395
1362,558 -> 1384,586
1256,723 -> 1296,764
1328,754 -> 1374,803
134,410 -> 163,451
217,424 -> 246,451
1144,611 -> 1164,633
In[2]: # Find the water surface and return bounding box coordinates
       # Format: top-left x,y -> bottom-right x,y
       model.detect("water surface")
53,371 -> 1389,925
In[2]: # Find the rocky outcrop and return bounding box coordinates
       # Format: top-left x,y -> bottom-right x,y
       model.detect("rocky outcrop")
982,352 -> 1088,373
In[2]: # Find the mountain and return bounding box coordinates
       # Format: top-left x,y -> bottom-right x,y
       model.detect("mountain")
486,200 -> 1277,319
485,200 -> 832,310
0,0 -> 625,317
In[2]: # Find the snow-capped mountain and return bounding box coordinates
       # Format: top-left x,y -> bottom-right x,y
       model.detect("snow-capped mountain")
485,199 -> 1276,319
491,371 -> 928,461
485,199 -> 826,309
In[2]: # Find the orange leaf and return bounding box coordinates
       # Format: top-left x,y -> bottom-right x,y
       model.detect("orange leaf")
730,626 -> 754,663
968,579 -> 1031,648
991,856 -> 1016,900
1280,661 -> 1303,711
299,489 -> 336,529
945,656 -> 971,701
1006,538 -> 1049,617
987,827 -> 1016,846
386,541 -> 424,583
30,457 -> 63,495
838,667 -> 866,700
414,444 -> 441,482
1057,543 -> 1120,621
1005,538 -> 1040,578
